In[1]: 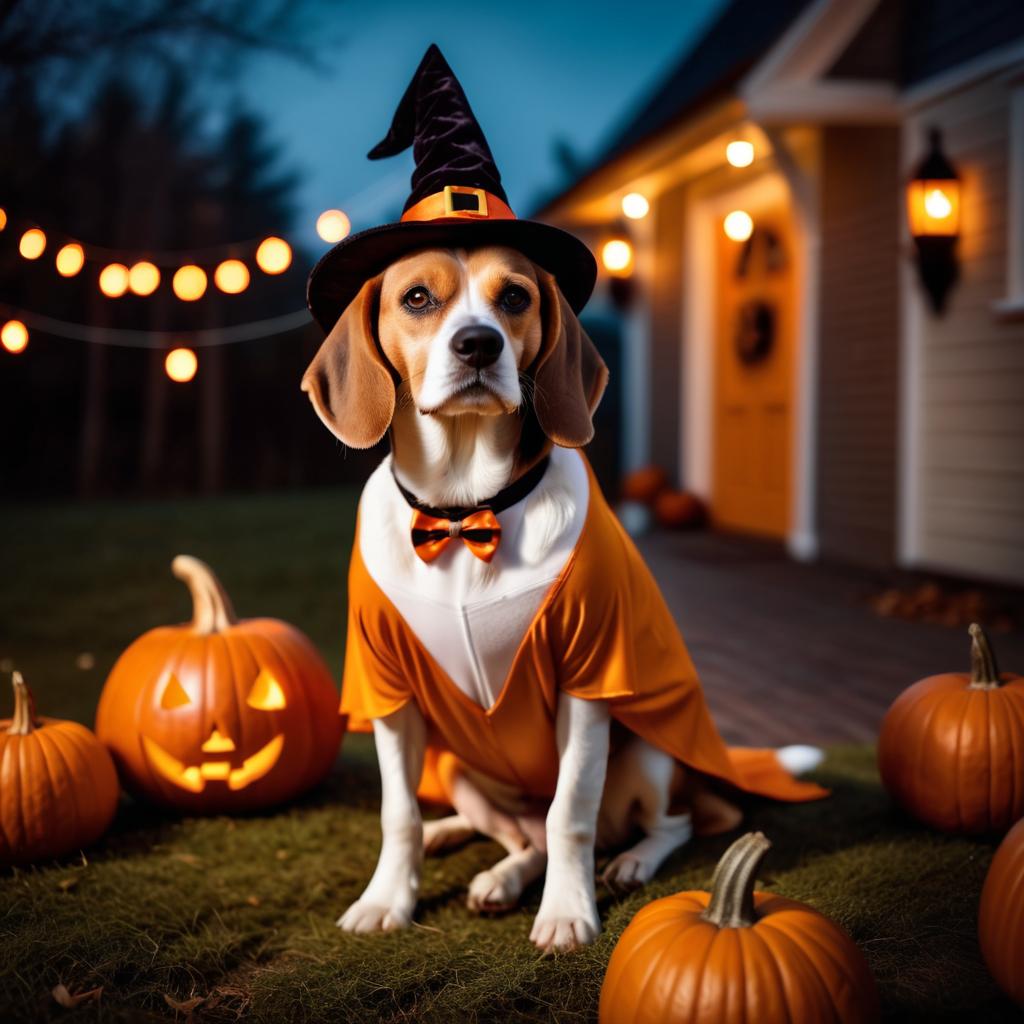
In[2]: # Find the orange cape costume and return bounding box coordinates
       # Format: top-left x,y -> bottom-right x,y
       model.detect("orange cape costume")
341,459 -> 827,815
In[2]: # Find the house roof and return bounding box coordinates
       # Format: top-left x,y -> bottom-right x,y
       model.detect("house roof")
537,0 -> 1024,216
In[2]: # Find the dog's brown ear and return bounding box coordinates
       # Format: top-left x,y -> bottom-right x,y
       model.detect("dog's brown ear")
301,275 -> 394,448
532,269 -> 608,447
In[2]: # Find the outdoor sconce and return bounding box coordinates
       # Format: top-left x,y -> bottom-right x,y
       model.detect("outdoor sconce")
907,127 -> 960,314
601,235 -> 634,310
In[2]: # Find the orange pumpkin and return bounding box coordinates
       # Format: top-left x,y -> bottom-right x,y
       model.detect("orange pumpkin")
878,623 -> 1024,834
979,817 -> 1024,1006
653,489 -> 706,530
621,465 -> 668,505
0,671 -> 119,865
96,555 -> 343,813
599,832 -> 879,1024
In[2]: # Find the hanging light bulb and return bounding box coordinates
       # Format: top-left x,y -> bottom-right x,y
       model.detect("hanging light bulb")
316,209 -> 351,243
1,320 -> 29,354
129,261 -> 160,296
19,228 -> 46,260
255,237 -> 292,274
621,193 -> 649,219
165,347 -> 198,382
173,265 -> 207,301
726,140 -> 755,168
214,259 -> 250,294
99,263 -> 130,297
55,244 -> 85,277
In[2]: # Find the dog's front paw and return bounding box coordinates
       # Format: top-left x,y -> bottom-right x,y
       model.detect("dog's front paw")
529,881 -> 600,953
337,898 -> 413,934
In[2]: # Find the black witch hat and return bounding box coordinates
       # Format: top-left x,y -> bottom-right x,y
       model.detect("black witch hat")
307,44 -> 596,332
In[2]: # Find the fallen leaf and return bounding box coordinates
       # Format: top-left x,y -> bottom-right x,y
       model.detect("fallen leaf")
275,849 -> 289,861
245,895 -> 261,907
52,983 -> 102,1008
57,876 -> 79,893
172,852 -> 202,868
163,993 -> 205,1012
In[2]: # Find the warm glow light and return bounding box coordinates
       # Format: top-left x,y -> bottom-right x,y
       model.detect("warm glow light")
723,210 -> 754,242
621,193 -> 649,219
214,259 -> 250,294
316,209 -> 351,243
19,228 -> 46,260
907,180 -> 960,237
173,265 -> 207,301
99,263 -> 130,297
165,347 -> 197,382
0,208 -> 7,231
726,140 -> 755,168
1,320 -> 29,354
601,239 -> 633,276
129,261 -> 160,296
55,243 -> 85,277
255,236 -> 292,274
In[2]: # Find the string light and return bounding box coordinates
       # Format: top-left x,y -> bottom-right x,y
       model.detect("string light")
255,237 -> 291,275
0,208 -> 7,231
99,263 -> 130,297
165,347 -> 197,382
316,209 -> 351,243
173,265 -> 207,301
723,210 -> 754,242
621,193 -> 649,219
2,320 -> 29,353
55,244 -> 85,277
129,261 -> 160,296
19,228 -> 46,259
214,259 -> 250,294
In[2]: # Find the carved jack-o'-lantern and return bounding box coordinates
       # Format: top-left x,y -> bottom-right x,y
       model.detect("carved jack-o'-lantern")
96,556 -> 344,813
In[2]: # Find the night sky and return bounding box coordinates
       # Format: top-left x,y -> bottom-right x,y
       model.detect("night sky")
238,0 -> 725,247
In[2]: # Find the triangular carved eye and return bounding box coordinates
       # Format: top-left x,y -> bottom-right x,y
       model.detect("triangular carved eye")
246,669 -> 286,710
160,674 -> 192,709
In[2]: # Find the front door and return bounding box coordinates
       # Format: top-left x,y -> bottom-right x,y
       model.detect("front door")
712,207 -> 795,538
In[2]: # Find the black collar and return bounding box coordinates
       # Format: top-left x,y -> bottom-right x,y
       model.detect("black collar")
392,456 -> 551,521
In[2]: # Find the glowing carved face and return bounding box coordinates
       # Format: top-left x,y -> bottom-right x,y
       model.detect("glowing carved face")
142,669 -> 287,792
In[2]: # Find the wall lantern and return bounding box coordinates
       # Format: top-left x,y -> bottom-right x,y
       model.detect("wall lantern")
907,127 -> 960,313
601,235 -> 634,310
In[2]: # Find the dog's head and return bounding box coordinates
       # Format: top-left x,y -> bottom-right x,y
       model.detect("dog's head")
301,246 -> 608,449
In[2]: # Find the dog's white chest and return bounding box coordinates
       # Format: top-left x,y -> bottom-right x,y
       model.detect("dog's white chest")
357,448 -> 589,709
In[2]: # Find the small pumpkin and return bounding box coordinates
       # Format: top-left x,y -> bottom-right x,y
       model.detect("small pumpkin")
599,832 -> 879,1024
653,489 -> 706,530
979,817 -> 1024,1006
96,555 -> 343,813
0,671 -> 119,865
878,623 -> 1024,834
621,465 -> 668,505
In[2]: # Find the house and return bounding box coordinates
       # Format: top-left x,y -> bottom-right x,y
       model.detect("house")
537,0 -> 1024,585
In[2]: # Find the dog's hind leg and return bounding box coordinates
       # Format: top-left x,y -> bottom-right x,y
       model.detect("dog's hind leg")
423,814 -> 475,855
468,845 -> 546,912
599,737 -> 694,893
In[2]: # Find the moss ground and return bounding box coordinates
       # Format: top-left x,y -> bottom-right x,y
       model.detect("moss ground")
0,492 -> 1018,1022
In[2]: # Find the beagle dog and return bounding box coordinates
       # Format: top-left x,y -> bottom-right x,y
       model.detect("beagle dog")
302,246 -> 822,953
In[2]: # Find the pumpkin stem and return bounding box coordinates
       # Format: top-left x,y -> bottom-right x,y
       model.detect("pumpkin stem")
171,555 -> 238,634
968,623 -> 1001,689
700,831 -> 772,929
7,671 -> 38,735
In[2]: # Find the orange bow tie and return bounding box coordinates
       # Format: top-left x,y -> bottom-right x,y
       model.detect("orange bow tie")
410,508 -> 501,563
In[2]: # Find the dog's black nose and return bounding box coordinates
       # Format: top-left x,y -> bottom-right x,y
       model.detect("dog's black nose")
450,325 -> 503,369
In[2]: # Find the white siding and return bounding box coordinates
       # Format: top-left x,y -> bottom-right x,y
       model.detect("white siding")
904,72 -> 1024,584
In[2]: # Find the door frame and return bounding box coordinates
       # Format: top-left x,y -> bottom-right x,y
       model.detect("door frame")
681,168 -> 821,559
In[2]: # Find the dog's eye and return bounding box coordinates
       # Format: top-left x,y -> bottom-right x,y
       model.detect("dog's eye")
499,285 -> 530,313
402,287 -> 433,311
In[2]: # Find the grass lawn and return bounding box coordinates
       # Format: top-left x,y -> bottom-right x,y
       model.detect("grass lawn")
0,491 -> 1018,1022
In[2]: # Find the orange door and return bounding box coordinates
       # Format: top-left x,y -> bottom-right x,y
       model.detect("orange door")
712,208 -> 795,538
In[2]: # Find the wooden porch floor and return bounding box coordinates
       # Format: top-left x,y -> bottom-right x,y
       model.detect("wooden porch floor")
637,530 -> 1024,747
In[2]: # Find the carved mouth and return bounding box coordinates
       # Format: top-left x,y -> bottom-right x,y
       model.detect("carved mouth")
142,733 -> 284,793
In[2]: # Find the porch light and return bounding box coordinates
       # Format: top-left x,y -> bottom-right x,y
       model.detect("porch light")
723,210 -> 753,242
907,127 -> 960,313
621,193 -> 649,219
726,140 -> 754,168
165,347 -> 198,382
601,238 -> 633,276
